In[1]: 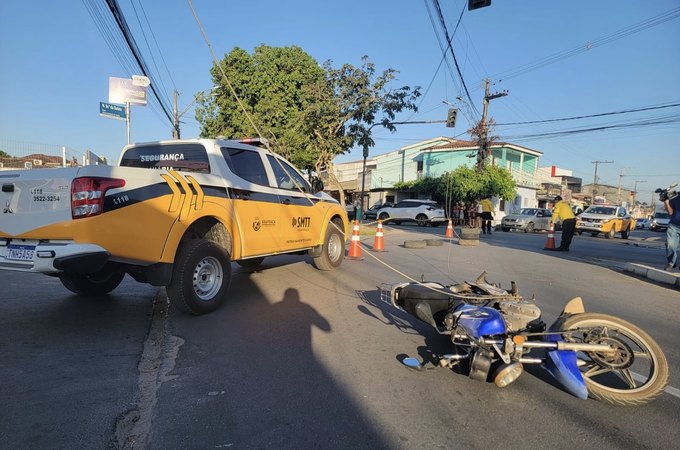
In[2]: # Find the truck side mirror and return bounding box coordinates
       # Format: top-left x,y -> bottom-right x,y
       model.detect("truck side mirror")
310,177 -> 324,194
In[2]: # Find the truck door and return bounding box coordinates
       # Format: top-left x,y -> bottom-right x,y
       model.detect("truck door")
266,154 -> 324,252
220,147 -> 281,256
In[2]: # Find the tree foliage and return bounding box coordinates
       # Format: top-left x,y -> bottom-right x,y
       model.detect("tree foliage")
0,150 -> 10,158
195,47 -> 420,173
394,164 -> 517,205
196,45 -> 345,171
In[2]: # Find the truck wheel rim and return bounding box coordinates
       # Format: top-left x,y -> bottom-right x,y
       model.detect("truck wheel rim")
328,234 -> 342,262
193,256 -> 223,301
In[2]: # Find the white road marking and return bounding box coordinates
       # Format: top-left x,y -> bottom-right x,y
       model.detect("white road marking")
632,372 -> 680,399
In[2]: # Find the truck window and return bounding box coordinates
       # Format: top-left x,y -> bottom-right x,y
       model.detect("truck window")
120,144 -> 210,173
221,147 -> 269,186
266,155 -> 309,192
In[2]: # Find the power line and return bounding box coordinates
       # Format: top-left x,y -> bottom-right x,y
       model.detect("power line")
494,6 -> 680,81
496,102 -> 680,126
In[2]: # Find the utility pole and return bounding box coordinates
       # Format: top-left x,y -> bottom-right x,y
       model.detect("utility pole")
633,180 -> 647,209
591,160 -> 613,204
477,78 -> 508,169
616,167 -> 630,204
173,90 -> 181,139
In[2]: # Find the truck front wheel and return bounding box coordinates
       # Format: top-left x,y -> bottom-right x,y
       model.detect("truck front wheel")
313,219 -> 345,271
59,268 -> 125,296
167,239 -> 232,315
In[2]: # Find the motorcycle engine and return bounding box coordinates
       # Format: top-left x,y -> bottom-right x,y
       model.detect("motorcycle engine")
496,299 -> 543,332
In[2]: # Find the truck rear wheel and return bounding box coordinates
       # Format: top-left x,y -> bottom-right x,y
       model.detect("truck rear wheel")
167,239 -> 231,315
59,268 -> 125,296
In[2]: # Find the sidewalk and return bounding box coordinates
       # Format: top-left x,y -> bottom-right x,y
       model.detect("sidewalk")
623,263 -> 680,289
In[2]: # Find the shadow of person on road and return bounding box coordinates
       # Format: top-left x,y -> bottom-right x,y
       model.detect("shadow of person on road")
155,279 -> 391,449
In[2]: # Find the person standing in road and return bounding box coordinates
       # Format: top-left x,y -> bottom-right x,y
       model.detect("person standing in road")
549,195 -> 576,251
662,190 -> 680,271
480,196 -> 494,234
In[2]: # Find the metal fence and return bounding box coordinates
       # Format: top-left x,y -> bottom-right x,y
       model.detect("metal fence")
0,139 -> 108,170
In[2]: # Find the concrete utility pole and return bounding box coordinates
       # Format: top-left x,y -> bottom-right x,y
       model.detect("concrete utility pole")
477,78 -> 508,169
591,160 -> 613,203
633,180 -> 647,208
173,90 -> 180,139
616,167 -> 630,204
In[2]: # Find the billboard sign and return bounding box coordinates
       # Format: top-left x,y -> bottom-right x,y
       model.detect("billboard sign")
99,102 -> 127,120
109,77 -> 147,105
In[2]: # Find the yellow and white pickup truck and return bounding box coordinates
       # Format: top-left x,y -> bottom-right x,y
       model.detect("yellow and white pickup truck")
576,205 -> 635,239
0,138 -> 349,314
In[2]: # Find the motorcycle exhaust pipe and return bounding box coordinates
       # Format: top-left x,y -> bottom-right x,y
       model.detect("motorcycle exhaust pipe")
521,341 -> 615,353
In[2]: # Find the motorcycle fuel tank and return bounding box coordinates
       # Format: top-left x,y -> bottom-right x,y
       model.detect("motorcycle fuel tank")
455,305 -> 507,337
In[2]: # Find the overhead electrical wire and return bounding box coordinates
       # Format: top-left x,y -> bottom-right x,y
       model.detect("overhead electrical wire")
494,6 -> 680,81
496,102 -> 680,126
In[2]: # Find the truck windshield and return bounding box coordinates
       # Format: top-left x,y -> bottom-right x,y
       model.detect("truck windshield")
584,206 -> 616,215
120,144 -> 210,173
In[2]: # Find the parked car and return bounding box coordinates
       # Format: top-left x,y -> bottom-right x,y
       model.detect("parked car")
377,200 -> 446,226
363,202 -> 393,220
501,208 -> 552,233
649,212 -> 670,231
635,218 -> 650,230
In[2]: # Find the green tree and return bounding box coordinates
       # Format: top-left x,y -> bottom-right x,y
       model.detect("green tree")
196,45 -> 346,171
441,164 -> 516,204
0,150 -> 10,158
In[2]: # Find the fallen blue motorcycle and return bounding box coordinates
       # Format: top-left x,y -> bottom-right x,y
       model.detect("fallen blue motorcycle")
387,272 -> 669,406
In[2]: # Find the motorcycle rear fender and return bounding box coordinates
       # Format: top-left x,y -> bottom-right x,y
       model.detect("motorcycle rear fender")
543,296 -> 588,400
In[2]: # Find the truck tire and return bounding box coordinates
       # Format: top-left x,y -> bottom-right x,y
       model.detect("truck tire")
59,268 -> 125,296
605,227 -> 616,239
167,239 -> 231,315
313,219 -> 345,271
621,226 -> 630,239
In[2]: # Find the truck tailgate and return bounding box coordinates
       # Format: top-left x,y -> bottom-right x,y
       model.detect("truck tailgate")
0,168 -> 76,236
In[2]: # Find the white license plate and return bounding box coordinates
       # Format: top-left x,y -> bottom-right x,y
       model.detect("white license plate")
6,245 -> 35,261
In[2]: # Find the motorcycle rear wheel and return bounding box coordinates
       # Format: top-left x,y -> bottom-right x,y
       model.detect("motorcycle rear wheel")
561,313 -> 668,406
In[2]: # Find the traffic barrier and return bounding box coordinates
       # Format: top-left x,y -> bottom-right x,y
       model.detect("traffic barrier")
372,220 -> 385,252
446,219 -> 454,238
544,221 -> 556,250
347,220 -> 363,259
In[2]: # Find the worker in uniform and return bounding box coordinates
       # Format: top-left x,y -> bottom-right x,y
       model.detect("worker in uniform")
549,195 -> 576,251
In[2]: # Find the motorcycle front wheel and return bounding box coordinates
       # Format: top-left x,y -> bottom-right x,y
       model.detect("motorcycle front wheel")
561,313 -> 668,406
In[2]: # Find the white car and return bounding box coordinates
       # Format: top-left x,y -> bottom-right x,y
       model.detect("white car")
501,208 -> 552,233
377,199 -> 446,227
649,212 -> 670,231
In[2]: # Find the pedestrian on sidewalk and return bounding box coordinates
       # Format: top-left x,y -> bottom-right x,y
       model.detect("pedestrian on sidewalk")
549,196 -> 576,251
662,190 -> 680,271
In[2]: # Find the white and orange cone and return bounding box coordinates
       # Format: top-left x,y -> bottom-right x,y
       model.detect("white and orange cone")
445,219 -> 454,239
544,221 -> 556,250
372,220 -> 386,252
347,220 -> 364,259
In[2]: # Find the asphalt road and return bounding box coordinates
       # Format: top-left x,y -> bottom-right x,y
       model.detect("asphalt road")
1,225 -> 679,449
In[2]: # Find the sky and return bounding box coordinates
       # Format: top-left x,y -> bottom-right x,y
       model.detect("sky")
0,0 -> 678,204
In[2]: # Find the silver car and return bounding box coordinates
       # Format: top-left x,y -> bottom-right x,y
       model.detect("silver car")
501,208 -> 552,233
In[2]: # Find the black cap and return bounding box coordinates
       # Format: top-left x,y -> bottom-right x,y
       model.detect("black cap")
553,195 -> 562,202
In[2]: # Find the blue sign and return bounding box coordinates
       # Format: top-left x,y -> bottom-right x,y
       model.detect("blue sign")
100,102 -> 126,120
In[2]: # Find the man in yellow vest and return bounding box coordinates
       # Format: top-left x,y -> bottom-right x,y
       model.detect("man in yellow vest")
480,195 -> 494,234
550,195 -> 576,251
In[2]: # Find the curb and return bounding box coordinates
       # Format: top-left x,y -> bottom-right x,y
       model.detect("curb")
623,263 -> 680,289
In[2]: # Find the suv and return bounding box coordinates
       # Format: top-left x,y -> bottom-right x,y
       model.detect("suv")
649,212 -> 670,231
501,208 -> 552,233
576,205 -> 635,239
376,200 -> 446,226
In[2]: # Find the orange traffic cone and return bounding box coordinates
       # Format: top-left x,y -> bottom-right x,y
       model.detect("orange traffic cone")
446,219 -> 454,239
544,221 -> 556,250
372,220 -> 386,252
347,220 -> 364,260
